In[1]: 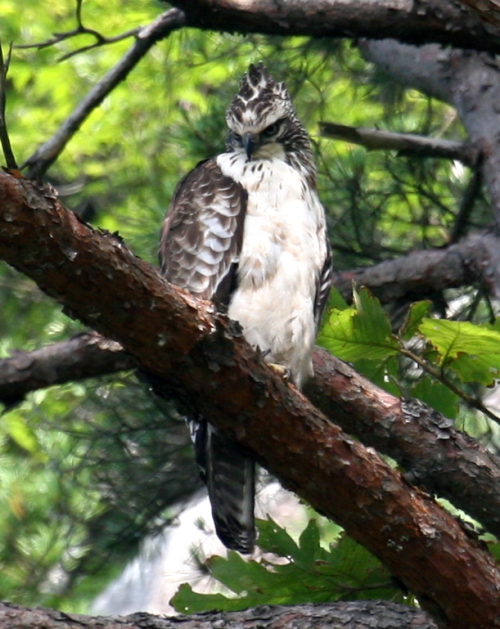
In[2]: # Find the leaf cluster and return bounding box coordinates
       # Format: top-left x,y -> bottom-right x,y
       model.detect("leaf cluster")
172,518 -> 409,613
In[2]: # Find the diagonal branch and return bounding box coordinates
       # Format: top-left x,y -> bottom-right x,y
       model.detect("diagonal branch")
3,330 -> 500,541
21,8 -> 186,179
1,170 -> 500,628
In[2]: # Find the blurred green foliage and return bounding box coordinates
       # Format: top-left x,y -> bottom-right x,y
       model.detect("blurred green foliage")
0,0 -> 498,615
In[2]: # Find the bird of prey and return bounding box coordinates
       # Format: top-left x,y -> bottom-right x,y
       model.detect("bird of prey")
159,63 -> 332,553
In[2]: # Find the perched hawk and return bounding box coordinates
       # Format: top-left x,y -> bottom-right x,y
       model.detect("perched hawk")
159,63 -> 332,553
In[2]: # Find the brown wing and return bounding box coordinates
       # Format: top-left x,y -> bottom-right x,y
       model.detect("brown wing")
314,234 -> 333,331
159,158 -> 247,306
160,158 -> 255,552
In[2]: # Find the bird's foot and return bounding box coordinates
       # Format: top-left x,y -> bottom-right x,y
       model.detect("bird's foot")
267,362 -> 291,382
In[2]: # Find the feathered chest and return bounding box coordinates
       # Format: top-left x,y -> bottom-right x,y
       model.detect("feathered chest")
216,152 -> 326,290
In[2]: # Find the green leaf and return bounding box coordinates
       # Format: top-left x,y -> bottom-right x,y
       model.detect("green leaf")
400,300 -> 432,340
171,520 -> 408,613
5,413 -> 44,458
327,286 -> 350,311
318,287 -> 399,361
419,319 -> 500,385
411,377 -> 459,418
171,583 -> 241,614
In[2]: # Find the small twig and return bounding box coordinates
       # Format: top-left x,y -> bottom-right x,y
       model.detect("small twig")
16,0 -> 142,62
21,8 -> 185,179
319,121 -> 480,167
400,347 -> 500,425
0,41 -> 18,169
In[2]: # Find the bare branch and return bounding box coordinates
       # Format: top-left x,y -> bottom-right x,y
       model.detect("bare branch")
16,0 -> 142,61
331,233 -> 500,303
1,171 -> 500,627
21,8 -> 186,179
169,0 -> 500,54
0,41 -> 17,169
0,600 -> 438,629
0,332 -> 136,407
319,121 -> 479,166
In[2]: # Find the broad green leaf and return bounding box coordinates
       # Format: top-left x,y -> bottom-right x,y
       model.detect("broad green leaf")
171,521 -> 408,613
327,286 -> 350,311
354,355 -> 401,396
419,319 -> 500,385
319,288 -> 399,361
411,377 -> 459,418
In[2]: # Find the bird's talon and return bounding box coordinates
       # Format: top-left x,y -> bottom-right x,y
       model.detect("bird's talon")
268,363 -> 291,382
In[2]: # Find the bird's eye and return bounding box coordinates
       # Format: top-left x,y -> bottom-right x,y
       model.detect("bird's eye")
262,122 -> 280,137
233,132 -> 242,142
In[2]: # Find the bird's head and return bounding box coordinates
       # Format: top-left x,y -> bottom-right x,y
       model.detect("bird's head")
225,63 -> 303,161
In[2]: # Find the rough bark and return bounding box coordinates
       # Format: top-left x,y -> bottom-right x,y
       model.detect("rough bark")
0,601 -> 437,629
331,233 -> 500,303
4,229 -> 500,403
359,41 -> 500,233
169,0 -> 500,54
2,172 -> 500,628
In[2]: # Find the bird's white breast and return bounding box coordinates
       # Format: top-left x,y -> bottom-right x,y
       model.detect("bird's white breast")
216,151 -> 327,388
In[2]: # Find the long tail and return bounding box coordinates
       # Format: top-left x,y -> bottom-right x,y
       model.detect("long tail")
191,419 -> 256,553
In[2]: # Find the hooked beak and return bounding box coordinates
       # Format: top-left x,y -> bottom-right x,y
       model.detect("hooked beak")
243,132 -> 254,161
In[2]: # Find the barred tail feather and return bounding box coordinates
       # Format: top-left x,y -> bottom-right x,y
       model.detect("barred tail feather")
192,421 -> 256,553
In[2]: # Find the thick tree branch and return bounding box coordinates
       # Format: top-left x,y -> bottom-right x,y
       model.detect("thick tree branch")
0,601 -> 437,629
3,332 -> 500,541
169,0 -> 500,54
1,173 -> 500,628
332,233 -> 500,303
0,332 -> 134,407
3,229 -> 500,404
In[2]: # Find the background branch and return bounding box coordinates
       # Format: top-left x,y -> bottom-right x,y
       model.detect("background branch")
3,332 -> 500,540
0,600 -> 438,629
16,0 -> 142,61
169,0 -> 500,54
0,41 -> 17,170
319,121 -> 479,166
359,40 -> 500,233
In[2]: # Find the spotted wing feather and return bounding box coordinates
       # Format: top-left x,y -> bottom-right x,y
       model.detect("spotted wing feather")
160,158 -> 247,306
